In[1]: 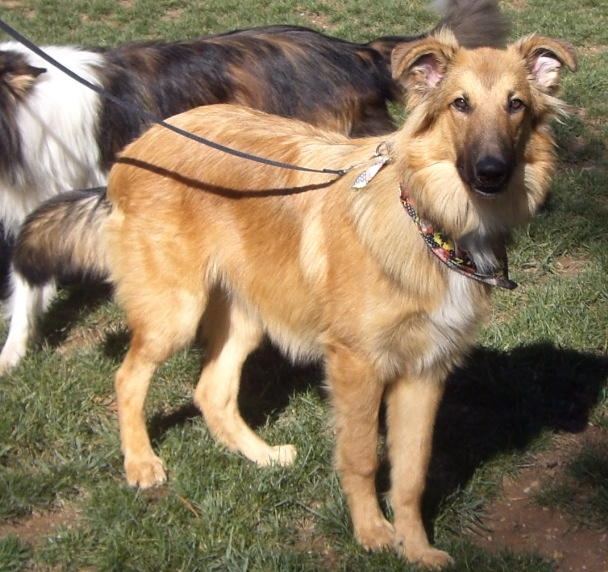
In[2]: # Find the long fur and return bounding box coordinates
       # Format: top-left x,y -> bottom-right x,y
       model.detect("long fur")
0,0 -> 509,371
98,31 -> 573,567
14,189 -> 110,285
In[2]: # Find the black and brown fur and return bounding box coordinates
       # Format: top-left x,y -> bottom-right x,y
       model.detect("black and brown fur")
2,0 -> 509,371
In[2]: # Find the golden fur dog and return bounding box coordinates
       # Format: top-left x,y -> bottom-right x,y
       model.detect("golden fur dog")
102,30 -> 575,567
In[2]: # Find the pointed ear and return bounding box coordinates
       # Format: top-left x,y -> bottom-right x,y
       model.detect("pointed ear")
4,64 -> 46,98
391,30 -> 459,99
515,35 -> 577,94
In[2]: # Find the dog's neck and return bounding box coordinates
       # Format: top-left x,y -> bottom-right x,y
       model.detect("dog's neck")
398,185 -> 517,290
348,144 -> 516,290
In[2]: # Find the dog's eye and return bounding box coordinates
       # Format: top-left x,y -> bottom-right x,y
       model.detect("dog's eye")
452,97 -> 470,113
508,98 -> 526,113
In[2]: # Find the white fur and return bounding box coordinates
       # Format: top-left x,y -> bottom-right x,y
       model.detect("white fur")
0,43 -> 106,233
0,44 -> 106,372
0,275 -> 56,371
422,271 -> 482,373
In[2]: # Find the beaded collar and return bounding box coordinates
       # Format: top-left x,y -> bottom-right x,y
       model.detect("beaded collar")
351,145 -> 517,290
399,185 -> 517,289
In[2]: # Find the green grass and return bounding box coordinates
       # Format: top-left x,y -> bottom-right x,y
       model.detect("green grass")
1,0 -> 607,570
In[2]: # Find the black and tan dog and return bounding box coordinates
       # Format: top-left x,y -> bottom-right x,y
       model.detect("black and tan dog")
1,0 -> 508,371
66,30 -> 574,567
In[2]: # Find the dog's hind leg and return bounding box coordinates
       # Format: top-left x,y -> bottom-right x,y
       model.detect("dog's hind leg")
116,288 -> 207,489
116,342 -> 167,488
194,294 -> 296,467
385,373 -> 453,568
326,343 -> 395,551
0,273 -> 56,373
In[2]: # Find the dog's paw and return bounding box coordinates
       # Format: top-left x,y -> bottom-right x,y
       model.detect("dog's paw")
125,455 -> 167,489
256,444 -> 297,467
355,517 -> 395,552
406,547 -> 454,570
0,346 -> 24,374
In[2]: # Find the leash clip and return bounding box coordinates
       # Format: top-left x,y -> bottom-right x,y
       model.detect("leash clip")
352,142 -> 392,189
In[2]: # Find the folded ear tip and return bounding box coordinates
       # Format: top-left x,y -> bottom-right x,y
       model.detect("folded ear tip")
521,35 -> 577,69
551,38 -> 578,72
390,31 -> 458,88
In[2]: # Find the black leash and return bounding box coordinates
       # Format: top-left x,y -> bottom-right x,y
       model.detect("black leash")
0,18 -> 348,177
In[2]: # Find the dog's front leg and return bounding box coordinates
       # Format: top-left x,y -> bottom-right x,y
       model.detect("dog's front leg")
385,373 -> 453,568
326,344 -> 395,551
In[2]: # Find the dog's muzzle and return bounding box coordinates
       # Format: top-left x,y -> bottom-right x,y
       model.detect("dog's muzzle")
472,156 -> 512,195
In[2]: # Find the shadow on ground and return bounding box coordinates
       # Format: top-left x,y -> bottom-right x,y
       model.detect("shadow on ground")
138,337 -> 607,518
36,282 -> 113,348
425,342 -> 608,523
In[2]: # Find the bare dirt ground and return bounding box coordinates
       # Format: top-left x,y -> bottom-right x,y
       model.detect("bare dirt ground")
472,425 -> 608,572
0,502 -> 82,549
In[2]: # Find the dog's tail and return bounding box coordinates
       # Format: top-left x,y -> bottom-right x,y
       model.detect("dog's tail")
13,187 -> 111,287
431,0 -> 509,47
368,0 -> 509,59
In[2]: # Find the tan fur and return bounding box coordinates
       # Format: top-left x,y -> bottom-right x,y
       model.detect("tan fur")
103,31 -> 575,568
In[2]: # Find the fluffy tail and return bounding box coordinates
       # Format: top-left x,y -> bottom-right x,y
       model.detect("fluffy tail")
13,188 -> 111,287
368,0 -> 509,59
431,0 -> 509,47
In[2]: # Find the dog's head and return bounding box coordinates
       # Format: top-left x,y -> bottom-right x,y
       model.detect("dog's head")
0,49 -> 46,102
0,49 -> 46,181
391,30 -> 576,240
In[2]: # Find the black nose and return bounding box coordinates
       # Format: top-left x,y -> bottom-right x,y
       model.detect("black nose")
474,156 -> 509,194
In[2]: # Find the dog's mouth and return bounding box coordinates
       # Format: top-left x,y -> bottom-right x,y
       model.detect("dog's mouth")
472,184 -> 505,197
471,177 -> 510,197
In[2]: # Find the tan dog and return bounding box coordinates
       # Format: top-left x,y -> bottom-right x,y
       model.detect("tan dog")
103,30 -> 575,568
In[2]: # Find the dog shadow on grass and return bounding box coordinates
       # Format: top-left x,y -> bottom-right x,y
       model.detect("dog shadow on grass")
118,333 -> 608,522
424,342 -> 608,528
36,281 -> 113,348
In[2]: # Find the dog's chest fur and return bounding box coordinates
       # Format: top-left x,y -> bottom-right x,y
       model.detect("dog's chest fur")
237,191 -> 488,382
